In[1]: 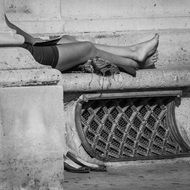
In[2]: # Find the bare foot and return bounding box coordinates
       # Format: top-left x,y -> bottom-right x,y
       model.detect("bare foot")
138,50 -> 159,69
130,34 -> 159,63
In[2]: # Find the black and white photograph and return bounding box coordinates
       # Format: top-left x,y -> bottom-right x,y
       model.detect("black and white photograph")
0,0 -> 190,189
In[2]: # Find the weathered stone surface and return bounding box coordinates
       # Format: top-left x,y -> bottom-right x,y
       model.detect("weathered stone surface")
0,68 -> 62,87
5,0 -> 190,34
0,46 -> 63,87
0,32 -> 24,45
61,0 -> 190,20
0,47 -> 47,69
62,0 -> 190,32
62,66 -> 190,92
5,0 -> 62,34
175,98 -> 190,148
0,47 -> 62,87
0,1 -> 65,189
0,0 -> 24,45
64,157 -> 190,190
0,86 -> 65,190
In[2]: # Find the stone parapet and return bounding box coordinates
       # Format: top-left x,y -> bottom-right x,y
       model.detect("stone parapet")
0,68 -> 61,87
0,0 -> 65,189
62,66 -> 190,93
0,47 -> 62,87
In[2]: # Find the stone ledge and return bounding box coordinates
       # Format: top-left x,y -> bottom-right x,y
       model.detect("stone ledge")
0,47 -> 63,87
0,47 -> 45,69
64,16 -> 190,33
62,66 -> 190,92
0,68 -> 62,87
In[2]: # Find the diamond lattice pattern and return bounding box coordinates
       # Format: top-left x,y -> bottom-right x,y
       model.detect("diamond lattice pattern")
80,97 -> 183,161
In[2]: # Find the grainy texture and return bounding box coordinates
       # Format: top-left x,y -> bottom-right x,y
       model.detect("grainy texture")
62,66 -> 190,92
0,86 -> 65,190
64,158 -> 190,190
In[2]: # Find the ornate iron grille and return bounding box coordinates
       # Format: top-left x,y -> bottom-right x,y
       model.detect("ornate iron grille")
77,96 -> 189,162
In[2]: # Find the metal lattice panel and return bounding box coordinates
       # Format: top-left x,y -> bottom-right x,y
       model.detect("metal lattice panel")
77,97 -> 188,162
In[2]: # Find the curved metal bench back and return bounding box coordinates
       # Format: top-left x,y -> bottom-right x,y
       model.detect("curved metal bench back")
76,93 -> 190,162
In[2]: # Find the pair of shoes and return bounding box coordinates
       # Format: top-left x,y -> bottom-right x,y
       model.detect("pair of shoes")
64,151 -> 107,173
89,165 -> 107,172
64,162 -> 90,173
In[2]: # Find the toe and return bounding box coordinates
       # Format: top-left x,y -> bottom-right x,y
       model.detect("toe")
152,54 -> 158,60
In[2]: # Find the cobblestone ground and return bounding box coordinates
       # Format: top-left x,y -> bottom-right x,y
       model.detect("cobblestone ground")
64,158 -> 190,190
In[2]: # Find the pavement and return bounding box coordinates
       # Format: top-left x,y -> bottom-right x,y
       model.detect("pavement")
64,158 -> 190,190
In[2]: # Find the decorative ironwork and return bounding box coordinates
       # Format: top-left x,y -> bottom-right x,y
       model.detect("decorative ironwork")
76,96 -> 189,162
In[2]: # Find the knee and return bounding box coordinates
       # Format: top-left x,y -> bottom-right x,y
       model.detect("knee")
82,41 -> 95,51
62,35 -> 77,42
82,41 -> 97,56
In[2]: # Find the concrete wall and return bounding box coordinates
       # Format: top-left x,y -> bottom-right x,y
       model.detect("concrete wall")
5,0 -> 63,34
61,0 -> 190,33
5,0 -> 190,34
0,86 -> 65,189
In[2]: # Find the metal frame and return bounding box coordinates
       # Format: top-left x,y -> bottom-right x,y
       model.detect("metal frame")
167,101 -> 190,151
75,90 -> 190,162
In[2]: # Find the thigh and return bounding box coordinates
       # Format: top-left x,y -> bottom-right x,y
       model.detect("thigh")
56,41 -> 94,71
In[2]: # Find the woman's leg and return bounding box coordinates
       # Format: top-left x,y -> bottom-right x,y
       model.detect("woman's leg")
95,34 -> 159,62
58,34 -> 159,63
5,15 -> 158,65
55,41 -> 138,72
